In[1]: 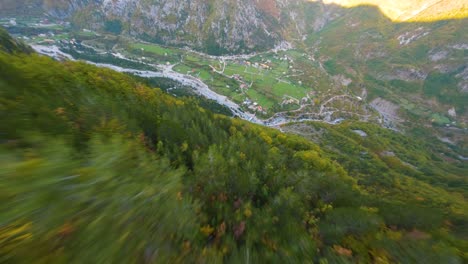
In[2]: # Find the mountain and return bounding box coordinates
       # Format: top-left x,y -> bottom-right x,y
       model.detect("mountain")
319,0 -> 468,21
1,30 -> 467,262
1,0 -> 466,54
3,1 -> 467,129
303,4 -> 468,131
0,0 -> 307,53
0,0 -> 467,261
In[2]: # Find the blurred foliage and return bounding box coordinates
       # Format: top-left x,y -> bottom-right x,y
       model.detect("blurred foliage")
0,27 -> 32,54
0,32 -> 467,262
284,121 -> 468,237
104,20 -> 123,35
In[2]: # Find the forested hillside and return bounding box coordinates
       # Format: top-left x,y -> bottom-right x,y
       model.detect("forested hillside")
0,30 -> 467,263
0,26 -> 32,53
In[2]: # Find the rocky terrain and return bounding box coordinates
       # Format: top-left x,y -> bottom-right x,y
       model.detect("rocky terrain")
1,0 -> 308,53
1,0 -> 466,53
1,0 -> 467,141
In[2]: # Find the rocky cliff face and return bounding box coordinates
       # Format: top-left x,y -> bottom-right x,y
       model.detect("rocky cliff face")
0,0 -> 311,53
0,0 -> 95,18
0,0 -> 337,53
0,0 -> 358,54
107,0 -> 284,53
1,0 -> 465,56
81,0 -> 316,54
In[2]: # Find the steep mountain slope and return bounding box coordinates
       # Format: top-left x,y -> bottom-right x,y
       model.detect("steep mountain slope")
1,0 -> 466,53
320,0 -> 468,21
303,5 -> 468,131
2,0 -> 466,149
1,0 -> 308,53
0,27 -> 33,53
1,31 -> 467,262
0,0 -> 91,17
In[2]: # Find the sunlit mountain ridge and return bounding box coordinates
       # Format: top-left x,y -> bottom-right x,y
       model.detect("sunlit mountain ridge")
0,28 -> 467,262
316,0 -> 468,21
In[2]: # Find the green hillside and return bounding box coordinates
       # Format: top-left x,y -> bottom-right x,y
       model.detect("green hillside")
0,30 -> 467,263
0,27 -> 32,53
304,5 -> 468,128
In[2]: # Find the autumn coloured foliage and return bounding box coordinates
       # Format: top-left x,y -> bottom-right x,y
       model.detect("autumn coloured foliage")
0,31 -> 467,263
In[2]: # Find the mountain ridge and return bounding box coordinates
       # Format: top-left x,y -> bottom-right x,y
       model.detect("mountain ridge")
1,0 -> 466,54
319,0 -> 468,21
0,30 -> 467,262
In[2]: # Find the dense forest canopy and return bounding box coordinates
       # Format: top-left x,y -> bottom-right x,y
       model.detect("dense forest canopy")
0,28 -> 467,263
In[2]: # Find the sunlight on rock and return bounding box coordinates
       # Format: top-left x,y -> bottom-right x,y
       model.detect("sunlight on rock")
311,0 -> 468,21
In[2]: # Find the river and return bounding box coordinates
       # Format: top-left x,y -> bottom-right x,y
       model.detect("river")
31,44 -> 345,127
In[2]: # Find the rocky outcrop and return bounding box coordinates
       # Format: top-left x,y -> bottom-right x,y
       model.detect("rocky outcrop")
456,66 -> 468,93
377,67 -> 428,82
0,0 -> 346,54
29,0 -> 315,54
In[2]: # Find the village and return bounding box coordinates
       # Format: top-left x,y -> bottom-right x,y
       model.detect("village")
204,52 -> 316,116
3,16 -> 380,125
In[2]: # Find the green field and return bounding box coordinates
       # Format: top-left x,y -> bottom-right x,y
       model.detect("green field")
131,43 -> 176,56
125,40 -> 320,114
16,15 -> 466,126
